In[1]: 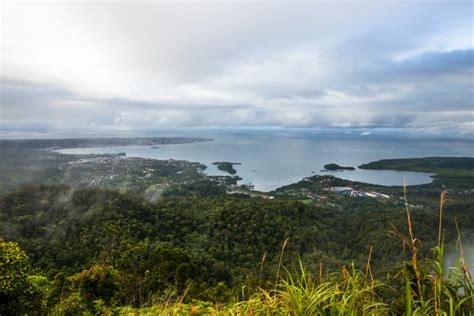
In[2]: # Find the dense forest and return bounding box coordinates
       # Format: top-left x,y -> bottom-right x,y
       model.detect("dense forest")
1,183 -> 473,314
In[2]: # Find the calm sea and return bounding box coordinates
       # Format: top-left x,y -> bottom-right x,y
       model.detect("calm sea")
56,131 -> 473,192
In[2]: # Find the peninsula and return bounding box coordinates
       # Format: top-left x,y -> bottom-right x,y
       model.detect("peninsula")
0,137 -> 211,149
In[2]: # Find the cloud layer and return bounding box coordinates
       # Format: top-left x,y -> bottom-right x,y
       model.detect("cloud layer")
1,1 -> 473,136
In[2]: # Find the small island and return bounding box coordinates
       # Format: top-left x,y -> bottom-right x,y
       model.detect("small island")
324,163 -> 355,171
212,161 -> 242,175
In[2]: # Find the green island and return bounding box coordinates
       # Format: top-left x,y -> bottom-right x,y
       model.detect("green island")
212,161 -> 241,175
324,163 -> 356,170
0,141 -> 473,314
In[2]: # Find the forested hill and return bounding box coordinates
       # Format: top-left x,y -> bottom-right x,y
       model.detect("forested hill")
359,157 -> 474,176
1,184 -> 473,313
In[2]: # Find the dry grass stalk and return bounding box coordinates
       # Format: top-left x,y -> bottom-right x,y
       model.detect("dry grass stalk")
403,179 -> 423,301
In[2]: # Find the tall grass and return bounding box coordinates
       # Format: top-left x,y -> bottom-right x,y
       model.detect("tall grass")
229,262 -> 389,315
396,190 -> 473,315
111,192 -> 473,315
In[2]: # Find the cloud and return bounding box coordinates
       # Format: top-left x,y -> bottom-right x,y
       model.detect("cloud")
1,1 -> 472,137
394,49 -> 473,75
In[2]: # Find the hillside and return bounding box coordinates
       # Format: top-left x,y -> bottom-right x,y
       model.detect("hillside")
359,157 -> 474,179
1,184 -> 473,314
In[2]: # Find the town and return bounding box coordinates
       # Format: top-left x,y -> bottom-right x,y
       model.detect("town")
326,186 -> 390,199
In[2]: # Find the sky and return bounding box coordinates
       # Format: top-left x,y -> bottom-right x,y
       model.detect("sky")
1,0 -> 473,138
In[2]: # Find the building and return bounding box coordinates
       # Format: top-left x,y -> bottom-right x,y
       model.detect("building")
329,187 -> 354,195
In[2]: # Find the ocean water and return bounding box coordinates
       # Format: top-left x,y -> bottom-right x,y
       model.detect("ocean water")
56,132 -> 473,192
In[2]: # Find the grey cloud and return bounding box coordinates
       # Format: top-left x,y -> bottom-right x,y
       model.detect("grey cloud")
1,1 -> 472,136
1,78 -> 73,107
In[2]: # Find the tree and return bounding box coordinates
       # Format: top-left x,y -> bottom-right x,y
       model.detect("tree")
0,241 -> 30,314
68,264 -> 121,306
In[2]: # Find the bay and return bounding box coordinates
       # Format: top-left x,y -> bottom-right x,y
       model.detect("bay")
56,132 -> 473,192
